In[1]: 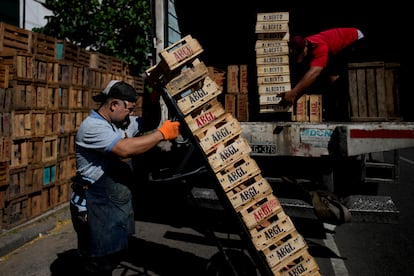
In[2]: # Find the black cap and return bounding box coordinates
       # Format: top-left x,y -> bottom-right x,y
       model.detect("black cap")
92,80 -> 138,103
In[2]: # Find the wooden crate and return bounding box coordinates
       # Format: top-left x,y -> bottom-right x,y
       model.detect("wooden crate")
7,167 -> 28,200
0,22 -> 32,53
227,65 -> 239,93
0,87 -> 12,112
31,111 -> 46,136
176,76 -> 222,116
257,65 -> 290,76
27,192 -> 42,218
42,135 -> 58,163
184,99 -> 225,133
58,61 -> 72,85
255,21 -> 289,34
227,174 -> 272,211
55,40 -> 79,63
249,210 -> 296,250
255,41 -> 289,56
216,155 -> 261,192
239,64 -> 248,94
257,74 -> 290,85
11,111 -> 32,139
256,55 -> 289,65
0,63 -> 9,88
31,32 -> 56,59
262,230 -> 308,268
45,111 -> 59,135
239,194 -> 282,229
10,139 -> 29,168
271,248 -> 320,276
194,112 -> 242,155
0,52 -> 34,80
348,61 -> 401,121
165,59 -> 208,96
89,52 -> 110,71
237,94 -> 249,122
256,12 -> 289,22
258,83 -> 291,94
208,137 -> 251,173
159,35 -> 203,71
0,161 -> 8,187
1,195 -> 28,229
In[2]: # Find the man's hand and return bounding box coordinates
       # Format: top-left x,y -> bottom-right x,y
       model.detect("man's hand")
158,120 -> 180,140
279,91 -> 297,107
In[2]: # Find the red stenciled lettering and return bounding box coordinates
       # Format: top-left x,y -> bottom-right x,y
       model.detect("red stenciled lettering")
195,111 -> 215,127
173,45 -> 194,62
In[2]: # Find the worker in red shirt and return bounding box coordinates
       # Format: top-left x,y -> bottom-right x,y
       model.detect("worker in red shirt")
280,27 -> 365,115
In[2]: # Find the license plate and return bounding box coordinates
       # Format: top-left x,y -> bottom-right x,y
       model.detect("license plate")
251,144 -> 276,155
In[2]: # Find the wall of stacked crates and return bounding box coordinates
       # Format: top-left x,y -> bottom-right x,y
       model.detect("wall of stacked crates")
0,22 -> 144,230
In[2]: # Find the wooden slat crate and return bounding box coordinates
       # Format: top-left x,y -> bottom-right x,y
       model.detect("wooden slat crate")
55,40 -> 79,63
1,195 -> 28,229
0,22 -> 32,53
208,136 -> 251,173
7,82 -> 33,111
42,162 -> 57,186
89,52 -> 110,71
236,94 -> 249,122
31,32 -> 56,58
31,111 -> 46,137
259,93 -> 282,105
0,52 -> 34,80
256,44 -> 289,57
258,83 -> 291,94
45,111 -> 59,135
272,248 -> 320,276
0,63 -> 9,88
227,65 -> 239,93
256,55 -> 289,65
256,12 -> 289,22
109,56 -> 126,75
257,32 -> 290,41
0,161 -> 8,187
165,59 -> 208,96
56,180 -> 71,204
0,138 -> 11,161
249,210 -> 296,250
11,111 -> 32,139
348,61 -> 401,121
159,35 -> 203,71
46,85 -> 59,110
42,135 -> 58,163
77,48 -> 91,67
257,74 -> 290,85
7,167 -> 28,200
10,138 -> 29,168
239,194 -> 282,229
47,60 -> 59,84
184,99 -> 225,133
27,192 -> 42,218
194,112 -> 242,155
58,61 -> 72,85
262,230 -> 308,268
255,21 -> 289,34
28,137 -> 43,164
239,64 -> 248,94
41,185 -> 57,211
176,76 -> 222,116
33,83 -> 47,109
257,65 -> 290,76
227,174 -> 272,211
0,87 -> 12,112
216,155 -> 261,192
28,164 -> 43,193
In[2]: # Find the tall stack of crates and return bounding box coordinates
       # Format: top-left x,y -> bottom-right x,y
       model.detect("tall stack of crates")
146,35 -> 320,276
255,12 -> 292,115
224,64 -> 249,121
0,22 -> 144,230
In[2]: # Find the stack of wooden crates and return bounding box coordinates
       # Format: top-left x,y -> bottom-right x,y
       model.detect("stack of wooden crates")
0,22 -> 144,230
147,34 -> 320,276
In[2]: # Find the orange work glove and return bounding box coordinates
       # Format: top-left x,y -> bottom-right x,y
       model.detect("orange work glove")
158,120 -> 180,140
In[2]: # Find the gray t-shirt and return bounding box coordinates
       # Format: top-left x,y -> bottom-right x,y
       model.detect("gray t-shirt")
75,110 -> 141,183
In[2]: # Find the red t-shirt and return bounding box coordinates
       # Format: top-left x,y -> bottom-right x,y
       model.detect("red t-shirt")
306,28 -> 359,67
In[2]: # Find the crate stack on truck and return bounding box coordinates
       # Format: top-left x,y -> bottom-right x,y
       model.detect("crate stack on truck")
0,22 -> 144,230
146,34 -> 320,276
